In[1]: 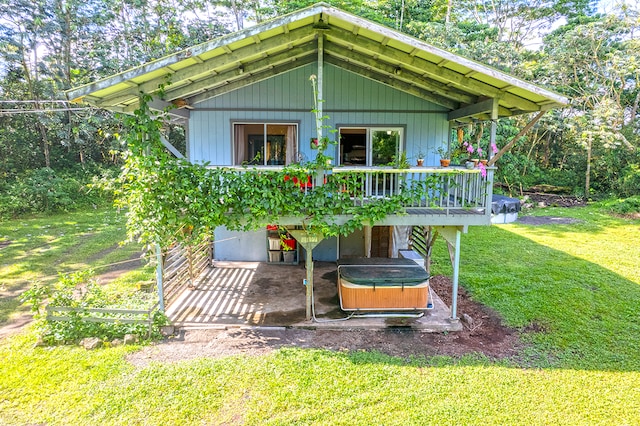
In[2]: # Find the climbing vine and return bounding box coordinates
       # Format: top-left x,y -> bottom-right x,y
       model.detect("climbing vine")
115,93 -> 450,248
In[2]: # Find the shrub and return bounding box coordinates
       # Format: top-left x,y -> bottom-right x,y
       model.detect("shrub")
605,196 -> 640,215
616,164 -> 640,197
21,271 -> 168,345
0,165 -> 116,218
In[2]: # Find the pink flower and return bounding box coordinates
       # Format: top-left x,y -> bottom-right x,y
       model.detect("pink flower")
466,144 -> 474,154
491,142 -> 498,154
479,162 -> 487,178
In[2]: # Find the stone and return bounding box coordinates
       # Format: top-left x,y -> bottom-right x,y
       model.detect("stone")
461,313 -> 474,327
111,338 -> 123,347
81,337 -> 102,350
123,334 -> 138,345
160,326 -> 175,337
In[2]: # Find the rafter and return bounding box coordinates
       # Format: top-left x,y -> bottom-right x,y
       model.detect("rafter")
326,27 -> 543,113
97,27 -> 318,106
324,56 -> 458,110
324,42 -> 475,105
180,56 -> 317,106
161,42 -> 317,101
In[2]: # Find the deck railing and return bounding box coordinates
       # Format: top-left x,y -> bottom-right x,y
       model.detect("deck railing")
211,165 -> 494,218
330,166 -> 492,215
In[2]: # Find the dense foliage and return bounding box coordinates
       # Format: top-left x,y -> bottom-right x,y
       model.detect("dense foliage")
0,0 -> 638,212
117,94 -> 448,246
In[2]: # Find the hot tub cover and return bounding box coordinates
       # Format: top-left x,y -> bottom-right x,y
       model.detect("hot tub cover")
337,257 -> 429,286
491,194 -> 521,214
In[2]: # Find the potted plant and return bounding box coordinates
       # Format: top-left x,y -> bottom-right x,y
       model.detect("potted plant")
281,232 -> 296,263
434,146 -> 450,167
415,147 -> 426,166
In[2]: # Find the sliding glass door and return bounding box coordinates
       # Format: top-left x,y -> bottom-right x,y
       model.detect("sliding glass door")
339,127 -> 402,167
339,127 -> 403,196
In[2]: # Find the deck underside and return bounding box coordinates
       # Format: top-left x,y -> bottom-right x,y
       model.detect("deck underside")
166,261 -> 462,331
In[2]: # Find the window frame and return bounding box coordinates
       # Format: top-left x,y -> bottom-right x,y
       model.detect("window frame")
232,121 -> 299,166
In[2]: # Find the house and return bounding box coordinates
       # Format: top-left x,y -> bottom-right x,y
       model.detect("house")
68,3 -> 567,321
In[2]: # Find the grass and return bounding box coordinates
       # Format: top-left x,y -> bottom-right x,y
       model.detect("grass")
1,203 -> 640,424
0,207 -> 147,325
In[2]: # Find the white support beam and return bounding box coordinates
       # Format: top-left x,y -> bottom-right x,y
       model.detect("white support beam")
155,243 -> 165,312
450,228 -> 461,320
160,135 -> 185,159
317,34 -> 324,140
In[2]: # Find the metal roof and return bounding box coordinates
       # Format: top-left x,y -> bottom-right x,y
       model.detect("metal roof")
67,2 -> 568,123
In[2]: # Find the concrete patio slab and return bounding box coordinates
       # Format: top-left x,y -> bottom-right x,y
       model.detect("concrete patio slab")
166,261 -> 462,332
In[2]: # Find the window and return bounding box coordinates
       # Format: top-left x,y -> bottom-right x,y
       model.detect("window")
339,127 -> 404,196
233,123 -> 298,165
338,127 -> 403,166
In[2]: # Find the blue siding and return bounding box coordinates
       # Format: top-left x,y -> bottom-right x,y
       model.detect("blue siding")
191,63 -> 452,261
189,63 -> 449,166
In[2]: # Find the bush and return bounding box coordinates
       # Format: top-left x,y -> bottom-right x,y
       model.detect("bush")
21,271 -> 168,345
0,165 -> 116,218
616,164 -> 640,197
605,196 -> 640,215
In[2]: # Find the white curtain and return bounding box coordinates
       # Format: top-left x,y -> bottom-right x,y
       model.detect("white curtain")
234,124 -> 246,165
285,125 -> 297,164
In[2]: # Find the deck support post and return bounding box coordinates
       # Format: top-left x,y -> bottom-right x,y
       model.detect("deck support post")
305,249 -> 314,320
155,243 -> 165,312
438,226 -> 465,320
288,230 -> 324,321
450,228 -> 461,320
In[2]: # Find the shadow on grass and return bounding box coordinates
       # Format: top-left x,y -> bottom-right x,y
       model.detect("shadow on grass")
456,224 -> 640,372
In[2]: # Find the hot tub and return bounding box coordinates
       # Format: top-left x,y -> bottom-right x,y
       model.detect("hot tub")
337,258 -> 430,311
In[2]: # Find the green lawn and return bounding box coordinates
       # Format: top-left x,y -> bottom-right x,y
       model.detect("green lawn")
1,204 -> 639,425
0,208 -> 147,325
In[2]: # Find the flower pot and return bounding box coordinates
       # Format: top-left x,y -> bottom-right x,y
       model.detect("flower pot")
281,238 -> 296,251
471,159 -> 479,167
480,159 -> 488,166
268,250 -> 282,262
268,237 -> 281,250
282,250 -> 296,263
439,159 -> 451,167
465,161 -> 475,169
416,159 -> 424,166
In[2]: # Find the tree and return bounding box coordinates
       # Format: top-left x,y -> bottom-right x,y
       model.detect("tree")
542,11 -> 639,195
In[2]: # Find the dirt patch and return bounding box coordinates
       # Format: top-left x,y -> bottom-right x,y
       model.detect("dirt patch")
517,216 -> 582,225
128,275 -> 521,367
